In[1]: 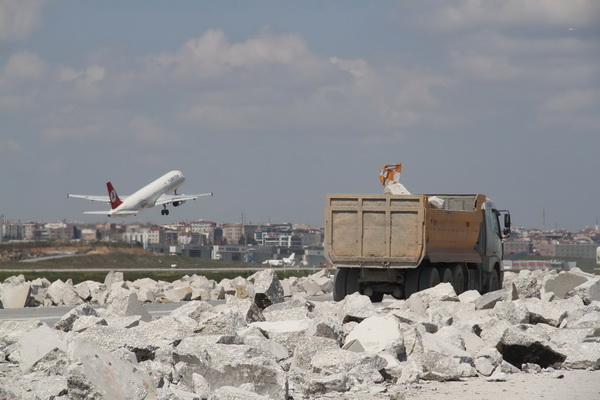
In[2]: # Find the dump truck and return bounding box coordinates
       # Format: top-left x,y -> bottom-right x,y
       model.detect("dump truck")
325,193 -> 511,301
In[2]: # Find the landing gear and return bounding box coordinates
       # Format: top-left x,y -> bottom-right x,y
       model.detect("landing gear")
161,205 -> 169,216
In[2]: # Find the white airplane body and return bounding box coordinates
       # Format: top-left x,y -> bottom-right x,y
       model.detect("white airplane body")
262,253 -> 296,267
68,170 -> 212,217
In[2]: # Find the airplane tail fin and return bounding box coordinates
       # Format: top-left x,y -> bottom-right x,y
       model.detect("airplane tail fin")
106,182 -> 123,209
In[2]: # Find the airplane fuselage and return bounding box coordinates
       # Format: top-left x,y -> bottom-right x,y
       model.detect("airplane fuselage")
108,170 -> 185,217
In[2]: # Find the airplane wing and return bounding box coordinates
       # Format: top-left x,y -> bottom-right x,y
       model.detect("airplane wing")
67,194 -> 129,203
154,192 -> 213,206
83,210 -> 139,217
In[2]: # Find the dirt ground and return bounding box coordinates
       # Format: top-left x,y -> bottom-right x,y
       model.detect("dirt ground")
403,369 -> 600,400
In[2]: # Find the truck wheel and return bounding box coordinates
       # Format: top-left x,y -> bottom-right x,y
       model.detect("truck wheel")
488,268 -> 501,292
333,268 -> 348,301
419,266 -> 440,291
439,267 -> 453,285
450,264 -> 466,294
369,292 -> 384,302
404,269 -> 419,299
333,268 -> 360,301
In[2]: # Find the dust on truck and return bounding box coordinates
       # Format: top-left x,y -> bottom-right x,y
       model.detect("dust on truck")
325,193 -> 511,302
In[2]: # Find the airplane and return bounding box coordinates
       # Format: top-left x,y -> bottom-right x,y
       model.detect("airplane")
68,170 -> 212,217
262,253 -> 296,267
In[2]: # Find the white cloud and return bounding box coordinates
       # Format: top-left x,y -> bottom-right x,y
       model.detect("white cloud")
59,65 -> 106,97
451,52 -> 522,81
3,51 -> 46,81
0,0 -> 46,41
151,29 -> 316,80
427,0 -> 599,31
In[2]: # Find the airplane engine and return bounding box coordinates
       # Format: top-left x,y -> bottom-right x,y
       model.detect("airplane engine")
173,200 -> 187,207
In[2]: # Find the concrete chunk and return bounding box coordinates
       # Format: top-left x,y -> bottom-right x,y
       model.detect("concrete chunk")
72,338 -> 157,399
0,282 -> 31,308
18,324 -> 67,373
251,269 -> 285,310
47,279 -> 84,306
543,272 -> 589,299
106,290 -> 152,322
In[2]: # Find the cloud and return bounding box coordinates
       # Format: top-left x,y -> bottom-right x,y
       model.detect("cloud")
0,139 -> 22,153
59,65 -> 106,97
450,52 -> 522,81
151,29 -> 317,80
0,0 -> 47,42
426,0 -> 599,31
3,51 -> 46,81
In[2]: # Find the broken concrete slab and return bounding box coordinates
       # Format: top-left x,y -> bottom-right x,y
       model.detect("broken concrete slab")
458,290 -> 481,303
225,296 -> 265,323
46,279 -> 84,307
106,290 -> 152,322
169,300 -> 214,321
482,321 -> 567,369
568,277 -> 600,305
262,295 -> 313,321
18,324 -> 67,373
338,292 -> 377,324
291,336 -> 340,371
251,319 -> 313,356
53,303 -> 101,332
542,271 -> 589,299
475,289 -> 506,310
164,286 -> 192,302
344,315 -> 404,358
71,338 -> 157,400
104,270 -> 124,288
251,269 -> 285,310
0,282 -> 31,309
194,307 -> 247,336
520,298 -> 567,327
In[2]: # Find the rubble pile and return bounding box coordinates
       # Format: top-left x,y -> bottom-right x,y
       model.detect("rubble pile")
0,268 -> 599,399
0,268 -> 335,309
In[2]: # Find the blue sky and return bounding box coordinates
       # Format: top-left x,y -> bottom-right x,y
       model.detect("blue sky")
1,1 -> 599,230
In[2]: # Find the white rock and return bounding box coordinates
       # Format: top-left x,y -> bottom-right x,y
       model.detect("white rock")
72,338 -> 157,399
18,324 -> 67,372
106,291 -> 152,322
0,282 -> 31,308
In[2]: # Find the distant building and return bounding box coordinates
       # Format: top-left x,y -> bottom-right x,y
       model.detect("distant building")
503,240 -> 532,256
554,243 -> 598,259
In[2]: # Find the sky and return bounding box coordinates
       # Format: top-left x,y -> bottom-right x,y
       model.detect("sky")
0,1 -> 599,230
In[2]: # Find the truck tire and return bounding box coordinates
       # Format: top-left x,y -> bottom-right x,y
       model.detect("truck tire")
419,266 -> 440,291
369,292 -> 384,302
450,263 -> 466,294
439,267 -> 453,285
488,268 -> 501,292
333,268 -> 360,301
404,269 -> 420,299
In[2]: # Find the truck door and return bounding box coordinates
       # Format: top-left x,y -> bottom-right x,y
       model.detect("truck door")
485,208 -> 503,258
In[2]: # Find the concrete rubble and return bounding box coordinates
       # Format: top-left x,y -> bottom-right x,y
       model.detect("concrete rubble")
0,267 -> 599,399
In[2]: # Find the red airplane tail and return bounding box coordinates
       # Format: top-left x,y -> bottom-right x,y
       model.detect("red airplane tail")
106,182 -> 123,209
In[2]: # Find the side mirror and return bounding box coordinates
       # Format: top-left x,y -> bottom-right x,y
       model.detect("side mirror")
504,213 -> 511,229
502,212 -> 511,238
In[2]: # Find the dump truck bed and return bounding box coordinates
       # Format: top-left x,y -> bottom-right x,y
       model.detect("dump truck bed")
324,194 -> 486,268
